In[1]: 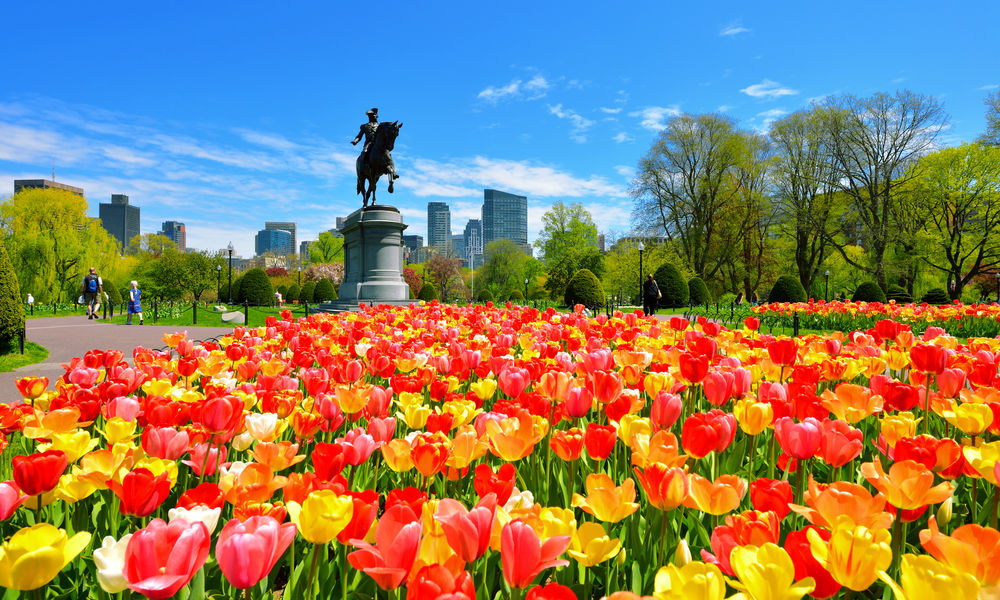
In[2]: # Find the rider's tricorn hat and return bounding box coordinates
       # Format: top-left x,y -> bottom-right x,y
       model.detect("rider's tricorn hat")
366,108 -> 378,117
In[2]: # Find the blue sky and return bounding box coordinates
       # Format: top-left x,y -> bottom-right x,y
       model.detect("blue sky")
1,1 -> 997,257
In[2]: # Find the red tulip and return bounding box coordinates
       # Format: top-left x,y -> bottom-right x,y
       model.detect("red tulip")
108,467 -> 171,517
176,356 -> 199,378
592,370 -> 624,404
550,428 -> 585,461
182,443 -> 229,477
15,376 -> 48,400
123,518 -> 211,599
473,464 -> 516,506
198,395 -> 243,434
406,565 -> 476,600
526,583 -> 578,600
500,519 -> 570,589
767,338 -> 799,367
744,316 -> 760,331
882,381 -> 919,411
910,343 -> 946,374
12,450 -> 67,497
681,410 -> 736,459
386,487 -> 427,516
784,527 -> 841,599
561,387 -> 594,419
937,368 -> 966,397
584,423 -> 617,461
434,494 -> 497,561
312,443 -> 347,481
651,392 -> 683,431
348,504 -> 422,590
337,489 -> 379,544
816,418 -> 863,467
750,478 -> 792,520
176,483 -> 226,510
703,371 -> 735,406
774,416 -> 822,460
700,525 -> 737,575
216,515 -> 296,589
678,353 -> 709,384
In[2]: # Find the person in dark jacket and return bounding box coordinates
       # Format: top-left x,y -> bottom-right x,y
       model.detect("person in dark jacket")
642,274 -> 660,316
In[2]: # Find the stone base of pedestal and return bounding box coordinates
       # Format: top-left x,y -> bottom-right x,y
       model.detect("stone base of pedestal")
334,205 -> 411,302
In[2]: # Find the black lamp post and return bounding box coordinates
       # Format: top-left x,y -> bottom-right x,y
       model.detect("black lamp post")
298,266 -> 302,286
524,278 -> 528,300
227,242 -> 234,304
825,269 -> 830,302
638,241 -> 645,305
216,265 -> 222,300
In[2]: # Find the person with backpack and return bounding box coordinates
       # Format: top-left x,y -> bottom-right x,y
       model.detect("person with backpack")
127,280 -> 143,325
81,267 -> 103,320
642,273 -> 660,316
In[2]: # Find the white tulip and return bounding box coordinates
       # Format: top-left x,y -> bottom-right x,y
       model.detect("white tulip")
94,534 -> 132,593
230,431 -> 254,451
504,487 -> 534,512
168,505 -> 222,535
245,412 -> 279,441
219,461 -> 249,479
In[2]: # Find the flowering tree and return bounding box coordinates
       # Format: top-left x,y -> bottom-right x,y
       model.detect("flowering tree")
304,263 -> 344,286
403,267 -> 422,297
265,267 -> 288,277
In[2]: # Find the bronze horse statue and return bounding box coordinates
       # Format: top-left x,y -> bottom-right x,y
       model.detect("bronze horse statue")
356,121 -> 402,207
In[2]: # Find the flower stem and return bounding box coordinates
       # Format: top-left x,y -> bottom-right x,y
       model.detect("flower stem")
306,543 -> 320,600
890,515 -> 903,579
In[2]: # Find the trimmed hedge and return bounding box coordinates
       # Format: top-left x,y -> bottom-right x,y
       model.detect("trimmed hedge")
300,281 -> 316,303
852,282 -> 887,303
418,281 -> 438,301
653,263 -> 688,308
287,284 -> 301,302
103,280 -> 123,306
921,287 -> 951,305
0,242 -> 24,353
221,274 -> 243,304
277,285 -> 289,299
476,289 -> 494,303
314,279 -> 336,303
508,289 -> 524,303
767,275 -> 807,303
239,268 -> 273,305
688,277 -> 710,305
564,269 -> 605,309
886,284 -> 912,304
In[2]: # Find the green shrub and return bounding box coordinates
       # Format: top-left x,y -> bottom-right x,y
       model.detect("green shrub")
0,242 -> 24,353
313,279 -> 336,302
103,279 -> 123,306
300,281 -> 316,303
886,284 -> 913,304
277,285 -> 289,299
653,263 -> 688,308
508,289 -> 524,303
287,284 -> 301,302
688,277 -> 710,305
221,274 -> 243,304
767,275 -> 807,303
718,292 -> 737,305
418,281 -> 438,301
238,268 -> 273,305
852,282 -> 887,303
476,289 -> 494,303
921,288 -> 951,305
564,269 -> 605,309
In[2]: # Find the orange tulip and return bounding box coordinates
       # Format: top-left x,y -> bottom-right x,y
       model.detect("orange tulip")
682,474 -> 746,516
571,473 -> 639,523
247,441 -> 306,471
633,463 -> 688,511
411,432 -> 452,478
789,477 -> 894,531
381,439 -> 414,473
445,426 -> 488,469
629,431 -> 687,469
820,383 -> 884,423
219,464 -> 288,506
919,517 -> 1000,588
537,371 -> 575,402
726,510 -> 781,546
15,376 -> 48,400
549,428 -> 585,462
485,409 -> 543,462
861,457 -> 954,510
334,384 -> 372,415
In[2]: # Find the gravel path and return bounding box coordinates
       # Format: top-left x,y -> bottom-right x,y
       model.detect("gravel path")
1,316 -> 234,405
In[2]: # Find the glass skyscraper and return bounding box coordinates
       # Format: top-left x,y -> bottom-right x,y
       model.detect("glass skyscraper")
99,194 -> 141,252
482,189 -> 527,248
255,229 -> 293,256
427,202 -> 451,252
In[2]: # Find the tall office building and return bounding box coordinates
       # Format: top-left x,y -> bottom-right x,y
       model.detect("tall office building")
14,179 -> 84,197
255,229 -> 293,256
463,219 -> 483,262
427,202 -> 451,252
264,222 -> 297,254
336,217 -> 347,231
451,235 -> 465,261
482,189 -> 527,249
299,240 -> 313,256
402,235 -> 424,253
158,221 -> 186,252
99,194 -> 141,251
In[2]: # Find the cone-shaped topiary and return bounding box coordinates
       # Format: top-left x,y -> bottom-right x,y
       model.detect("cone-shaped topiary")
238,268 -> 273,305
418,281 -> 438,301
767,275 -> 807,303
852,282 -> 887,303
277,285 -> 289,299
0,242 -> 24,353
564,269 -> 605,309
103,279 -> 123,306
286,283 -> 300,302
886,284 -> 912,304
688,277 -> 710,305
508,289 -> 524,303
313,279 -> 336,302
476,289 -> 494,303
653,263 -> 689,308
921,287 -> 951,305
299,281 -> 316,303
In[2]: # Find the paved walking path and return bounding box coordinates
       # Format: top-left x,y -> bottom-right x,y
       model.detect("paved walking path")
1,316 -> 234,405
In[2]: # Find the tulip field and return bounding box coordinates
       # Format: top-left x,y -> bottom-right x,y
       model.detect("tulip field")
4,301 -> 1000,600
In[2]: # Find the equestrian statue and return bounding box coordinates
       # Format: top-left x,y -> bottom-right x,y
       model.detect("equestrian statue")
352,108 -> 402,207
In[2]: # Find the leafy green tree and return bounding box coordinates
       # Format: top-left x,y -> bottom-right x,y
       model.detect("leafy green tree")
978,90 -> 1000,147
654,263 -> 689,307
479,239 -> 526,298
300,280 -> 316,303
767,275 -> 807,303
426,254 -> 463,302
537,201 -> 599,263
309,232 -> 345,264
852,282 -> 886,303
127,234 -> 178,258
543,250 -> 603,301
103,280 -> 123,306
418,281 -> 438,301
0,241 -> 25,353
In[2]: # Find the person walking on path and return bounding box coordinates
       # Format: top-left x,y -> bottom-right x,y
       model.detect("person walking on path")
642,273 -> 660,316
82,267 -> 103,320
126,281 -> 144,325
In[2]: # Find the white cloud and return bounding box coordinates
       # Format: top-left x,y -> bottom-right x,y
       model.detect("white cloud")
600,107 -> 622,114
613,132 -> 633,143
719,22 -> 750,36
980,84 -> 1000,90
718,105 -> 734,112
615,91 -> 629,104
757,108 -> 788,118
477,75 -> 552,104
547,104 -> 596,143
740,79 -> 800,100
628,106 -> 681,131
477,80 -> 522,104
891,77 -> 905,84
614,165 -> 634,177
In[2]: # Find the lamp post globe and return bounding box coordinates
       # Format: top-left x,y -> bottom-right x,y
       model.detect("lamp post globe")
298,266 -> 302,286
524,278 -> 528,300
638,242 -> 645,306
216,264 -> 222,300
227,242 -> 234,304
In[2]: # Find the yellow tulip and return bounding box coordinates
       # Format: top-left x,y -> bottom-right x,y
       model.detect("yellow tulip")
963,441 -> 1000,485
568,521 -> 621,567
442,399 -> 481,428
881,413 -> 919,448
0,524 -> 91,590
615,415 -> 652,445
879,554 -> 979,600
398,403 -> 430,430
943,403 -> 994,436
571,474 -> 640,523
808,516 -> 892,591
728,543 -> 815,600
53,474 -> 98,504
734,398 -> 774,436
653,561 -> 728,600
104,417 -> 138,445
381,439 -> 415,472
287,490 -> 354,544
539,507 -> 577,540
141,378 -> 175,397
40,431 -> 99,463
469,379 -> 498,401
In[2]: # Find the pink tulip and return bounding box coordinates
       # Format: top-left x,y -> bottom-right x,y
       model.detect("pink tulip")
337,428 -> 376,466
67,367 -> 100,387
651,392 -> 683,431
434,494 -> 497,562
182,443 -> 230,477
348,504 -> 422,590
216,515 -> 296,589
367,417 -> 396,448
578,348 -> 614,373
500,519 -> 570,589
105,396 -> 142,421
366,386 -> 393,418
142,427 -> 191,461
731,368 -> 751,399
0,481 -> 28,521
703,371 -> 734,407
561,387 -> 593,420
774,417 -> 822,460
937,368 -> 966,397
123,518 -> 210,599
498,367 -> 531,398
315,393 -> 346,430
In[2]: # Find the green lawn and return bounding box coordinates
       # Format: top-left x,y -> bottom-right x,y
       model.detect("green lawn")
0,341 -> 49,373
100,304 -> 312,328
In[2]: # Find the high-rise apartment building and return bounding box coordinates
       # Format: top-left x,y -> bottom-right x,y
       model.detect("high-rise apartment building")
299,240 -> 313,256
99,194 -> 141,252
14,179 -> 84,197
427,202 -> 451,252
255,229 -> 293,256
482,189 -> 527,248
402,235 -> 424,253
264,222 -> 297,254
451,235 -> 465,260
158,221 -> 186,252
463,219 -> 483,262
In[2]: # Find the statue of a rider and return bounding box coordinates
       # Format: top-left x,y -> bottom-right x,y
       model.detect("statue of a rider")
352,108 -> 398,193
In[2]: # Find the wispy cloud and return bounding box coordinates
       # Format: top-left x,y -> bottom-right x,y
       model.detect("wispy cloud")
980,84 -> 1000,90
614,165 -> 634,177
628,106 -> 681,131
740,79 -> 800,100
718,105 -> 734,112
477,75 -> 553,104
599,107 -> 622,114
613,132 -> 633,143
755,108 -> 789,131
547,104 -> 596,143
891,77 -> 905,84
719,21 -> 750,36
